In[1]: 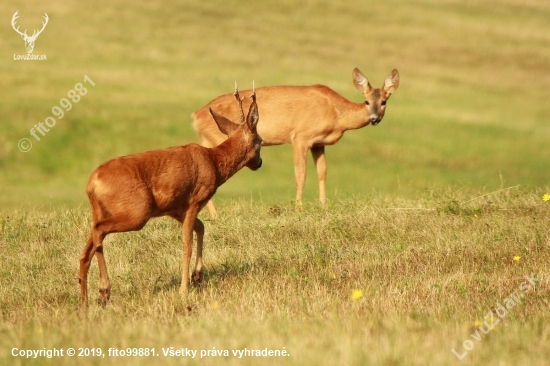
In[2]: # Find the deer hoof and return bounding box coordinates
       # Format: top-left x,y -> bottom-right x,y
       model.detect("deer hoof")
98,288 -> 110,307
192,270 -> 202,284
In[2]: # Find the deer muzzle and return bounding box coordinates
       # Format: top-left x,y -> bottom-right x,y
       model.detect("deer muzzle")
369,114 -> 382,126
247,157 -> 262,171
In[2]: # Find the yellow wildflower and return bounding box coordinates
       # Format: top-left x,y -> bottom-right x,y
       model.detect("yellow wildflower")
351,289 -> 364,300
474,320 -> 482,327
543,193 -> 550,202
513,255 -> 521,262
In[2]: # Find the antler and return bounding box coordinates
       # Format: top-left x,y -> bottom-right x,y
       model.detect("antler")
31,13 -> 49,39
233,81 -> 246,124
11,11 -> 28,37
233,81 -> 257,123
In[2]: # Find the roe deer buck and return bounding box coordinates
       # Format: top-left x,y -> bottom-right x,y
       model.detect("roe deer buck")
79,84 -> 261,306
193,68 -> 399,217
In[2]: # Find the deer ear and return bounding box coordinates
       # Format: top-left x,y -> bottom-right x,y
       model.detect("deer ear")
246,101 -> 259,131
209,108 -> 238,137
383,69 -> 399,94
352,68 -> 371,93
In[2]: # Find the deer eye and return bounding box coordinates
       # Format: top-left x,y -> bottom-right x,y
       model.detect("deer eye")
381,100 -> 387,106
365,101 -> 370,106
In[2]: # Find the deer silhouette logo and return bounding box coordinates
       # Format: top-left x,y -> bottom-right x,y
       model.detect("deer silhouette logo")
11,11 -> 49,54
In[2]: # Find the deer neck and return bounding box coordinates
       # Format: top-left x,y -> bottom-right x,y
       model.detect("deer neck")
209,137 -> 250,185
336,101 -> 370,132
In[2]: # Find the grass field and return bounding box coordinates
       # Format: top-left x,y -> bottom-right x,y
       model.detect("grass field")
1,192 -> 549,365
0,0 -> 549,365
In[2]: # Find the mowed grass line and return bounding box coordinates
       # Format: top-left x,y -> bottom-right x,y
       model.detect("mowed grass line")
0,189 -> 549,365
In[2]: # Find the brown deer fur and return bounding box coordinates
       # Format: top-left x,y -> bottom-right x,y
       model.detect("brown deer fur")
193,68 -> 399,217
79,86 -> 261,306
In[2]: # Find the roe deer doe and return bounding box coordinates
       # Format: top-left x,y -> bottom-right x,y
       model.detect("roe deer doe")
193,68 -> 399,217
79,84 -> 261,306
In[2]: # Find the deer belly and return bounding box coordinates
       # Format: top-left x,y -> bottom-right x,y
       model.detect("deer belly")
311,131 -> 344,146
258,125 -> 292,145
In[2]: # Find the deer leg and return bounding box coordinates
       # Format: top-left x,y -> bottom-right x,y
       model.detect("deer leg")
311,145 -> 327,205
79,228 -> 109,307
79,233 -> 95,307
180,206 -> 199,295
171,214 -> 204,285
192,218 -> 205,283
89,224 -> 110,307
95,246 -> 111,307
83,211 -> 149,306
292,141 -> 309,205
205,200 -> 218,219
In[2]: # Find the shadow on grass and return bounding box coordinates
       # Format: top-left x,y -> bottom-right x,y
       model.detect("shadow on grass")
148,258 -> 266,295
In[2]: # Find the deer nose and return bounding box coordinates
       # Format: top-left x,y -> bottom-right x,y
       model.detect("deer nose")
258,158 -> 262,168
369,115 -> 380,125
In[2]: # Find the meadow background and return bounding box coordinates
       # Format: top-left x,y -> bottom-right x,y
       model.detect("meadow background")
0,0 -> 549,365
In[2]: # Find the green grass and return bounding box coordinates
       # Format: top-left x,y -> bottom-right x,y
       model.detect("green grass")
1,0 -> 549,207
1,0 -> 549,364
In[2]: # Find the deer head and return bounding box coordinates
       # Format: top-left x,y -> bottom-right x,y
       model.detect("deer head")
353,68 -> 400,126
12,11 -> 49,54
209,82 -> 262,171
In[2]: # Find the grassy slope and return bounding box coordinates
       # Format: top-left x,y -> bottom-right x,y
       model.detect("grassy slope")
0,0 -> 549,207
